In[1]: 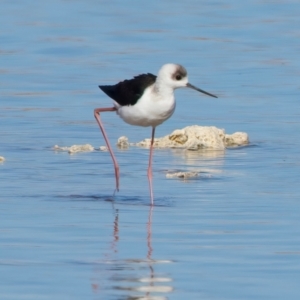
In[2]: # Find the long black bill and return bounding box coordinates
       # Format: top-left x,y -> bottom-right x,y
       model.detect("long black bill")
186,83 -> 218,98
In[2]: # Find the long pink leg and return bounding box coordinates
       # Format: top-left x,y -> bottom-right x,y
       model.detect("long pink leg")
94,107 -> 120,192
147,127 -> 156,205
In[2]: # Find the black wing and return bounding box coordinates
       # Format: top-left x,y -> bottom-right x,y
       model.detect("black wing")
99,73 -> 157,106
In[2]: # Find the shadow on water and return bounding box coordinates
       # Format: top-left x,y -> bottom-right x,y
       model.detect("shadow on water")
53,194 -> 173,207
226,143 -> 259,150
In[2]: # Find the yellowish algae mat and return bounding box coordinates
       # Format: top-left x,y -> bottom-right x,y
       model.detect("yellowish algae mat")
126,125 -> 249,150
53,125 -> 248,179
53,125 -> 249,154
53,125 -> 248,153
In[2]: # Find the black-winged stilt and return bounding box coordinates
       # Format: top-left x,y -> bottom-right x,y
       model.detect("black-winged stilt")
94,63 -> 217,205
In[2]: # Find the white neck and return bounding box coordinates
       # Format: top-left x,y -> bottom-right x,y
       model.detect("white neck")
153,79 -> 175,99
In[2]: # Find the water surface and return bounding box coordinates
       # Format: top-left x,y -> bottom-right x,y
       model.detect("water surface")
1,0 -> 300,299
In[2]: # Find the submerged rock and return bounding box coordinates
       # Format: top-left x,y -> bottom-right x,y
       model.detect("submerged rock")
166,171 -> 199,179
129,125 -> 249,150
53,144 -> 94,154
0,156 -> 5,162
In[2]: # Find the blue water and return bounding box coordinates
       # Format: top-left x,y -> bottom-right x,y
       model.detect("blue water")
1,0 -> 300,299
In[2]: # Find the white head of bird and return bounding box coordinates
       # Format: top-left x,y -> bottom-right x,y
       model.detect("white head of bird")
156,63 -> 189,89
155,63 -> 218,98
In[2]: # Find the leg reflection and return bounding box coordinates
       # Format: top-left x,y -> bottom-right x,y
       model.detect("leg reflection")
91,204 -> 173,299
147,205 -> 153,260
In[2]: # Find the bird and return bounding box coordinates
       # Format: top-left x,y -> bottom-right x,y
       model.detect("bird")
94,63 -> 217,205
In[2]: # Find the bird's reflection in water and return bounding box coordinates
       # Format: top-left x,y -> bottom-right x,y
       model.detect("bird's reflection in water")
171,148 -> 225,166
91,204 -> 173,300
166,148 -> 225,180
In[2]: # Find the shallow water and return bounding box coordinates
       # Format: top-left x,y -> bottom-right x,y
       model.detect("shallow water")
1,0 -> 300,299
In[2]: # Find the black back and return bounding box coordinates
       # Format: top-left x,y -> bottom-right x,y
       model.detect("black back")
99,73 -> 157,106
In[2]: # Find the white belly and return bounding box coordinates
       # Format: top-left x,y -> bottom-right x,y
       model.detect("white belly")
115,89 -> 176,127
